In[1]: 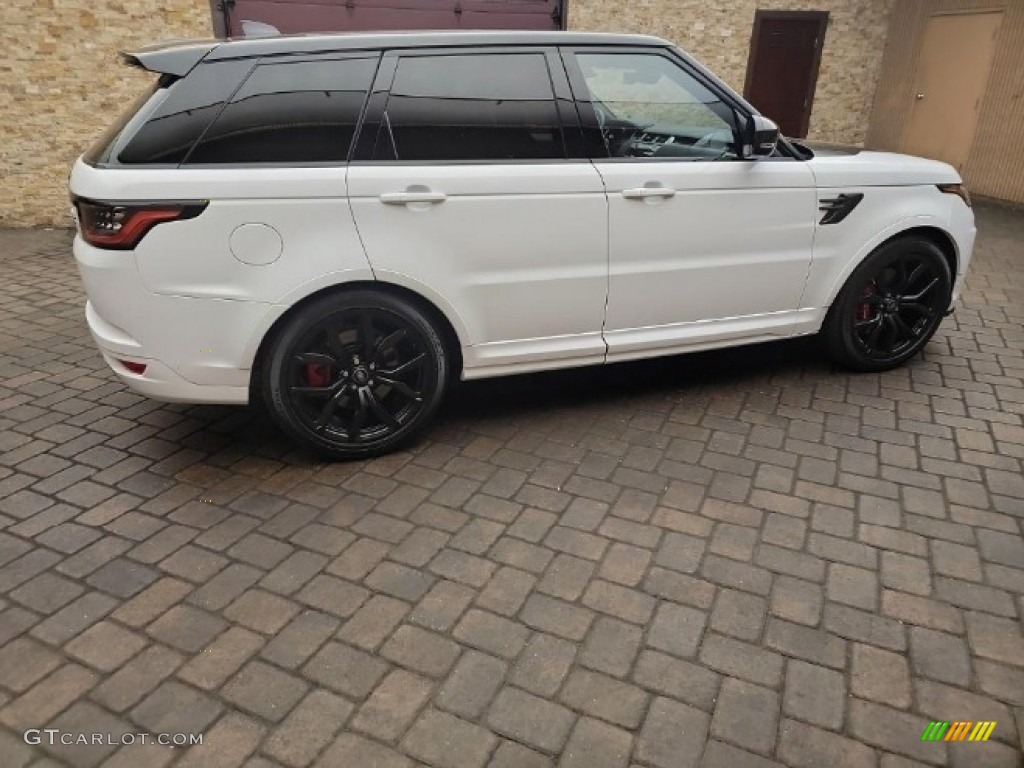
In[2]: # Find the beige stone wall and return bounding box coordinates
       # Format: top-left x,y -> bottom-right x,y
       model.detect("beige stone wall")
0,0 -> 211,227
568,0 -> 893,146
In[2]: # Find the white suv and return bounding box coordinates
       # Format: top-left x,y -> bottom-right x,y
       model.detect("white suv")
71,31 -> 976,458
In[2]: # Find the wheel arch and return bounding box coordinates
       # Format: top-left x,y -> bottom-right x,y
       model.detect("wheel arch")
248,280 -> 466,401
820,224 -> 956,372
822,221 -> 958,313
898,225 -> 958,281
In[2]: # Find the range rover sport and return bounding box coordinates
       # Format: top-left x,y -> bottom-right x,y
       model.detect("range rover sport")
70,31 -> 976,458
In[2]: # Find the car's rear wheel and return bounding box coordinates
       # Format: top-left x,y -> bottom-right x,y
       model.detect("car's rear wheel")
263,290 -> 448,459
822,236 -> 952,372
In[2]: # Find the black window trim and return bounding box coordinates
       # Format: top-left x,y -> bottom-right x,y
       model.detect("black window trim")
559,44 -> 800,163
348,45 -> 588,166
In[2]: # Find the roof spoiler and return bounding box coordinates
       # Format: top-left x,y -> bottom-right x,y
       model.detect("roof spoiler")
241,20 -> 281,38
119,39 -> 221,77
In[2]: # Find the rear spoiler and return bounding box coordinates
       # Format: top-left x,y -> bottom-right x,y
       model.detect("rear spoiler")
119,39 -> 221,77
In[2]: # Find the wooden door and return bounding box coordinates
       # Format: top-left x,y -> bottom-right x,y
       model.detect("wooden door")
744,11 -> 828,138
903,12 -> 1002,171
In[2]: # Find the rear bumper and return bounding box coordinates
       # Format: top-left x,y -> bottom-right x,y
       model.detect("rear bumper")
87,302 -> 249,404
74,234 -> 272,404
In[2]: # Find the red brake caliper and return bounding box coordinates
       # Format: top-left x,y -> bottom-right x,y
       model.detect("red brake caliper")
305,364 -> 331,387
857,281 -> 877,322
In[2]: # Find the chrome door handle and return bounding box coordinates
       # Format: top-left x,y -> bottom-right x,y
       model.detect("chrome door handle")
622,186 -> 676,200
379,190 -> 447,205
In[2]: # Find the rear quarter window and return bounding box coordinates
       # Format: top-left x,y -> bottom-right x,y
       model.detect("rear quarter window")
115,60 -> 254,165
185,55 -> 377,164
83,82 -> 161,166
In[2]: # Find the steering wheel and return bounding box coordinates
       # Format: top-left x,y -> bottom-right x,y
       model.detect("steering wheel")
592,104 -> 617,147
693,128 -> 732,149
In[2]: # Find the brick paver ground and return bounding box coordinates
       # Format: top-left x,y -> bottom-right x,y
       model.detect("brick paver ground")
0,205 -> 1022,768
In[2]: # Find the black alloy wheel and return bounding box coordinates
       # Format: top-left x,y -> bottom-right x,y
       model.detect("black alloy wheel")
823,236 -> 952,372
264,291 -> 448,459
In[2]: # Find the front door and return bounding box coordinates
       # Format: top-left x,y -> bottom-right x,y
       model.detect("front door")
347,49 -> 609,376
743,11 -> 827,139
903,11 -> 1002,172
564,49 -> 817,360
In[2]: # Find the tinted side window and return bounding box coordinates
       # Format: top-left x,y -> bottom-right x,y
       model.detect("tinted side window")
118,61 -> 253,165
85,82 -> 160,166
186,56 -> 376,164
575,53 -> 738,160
376,53 -> 564,161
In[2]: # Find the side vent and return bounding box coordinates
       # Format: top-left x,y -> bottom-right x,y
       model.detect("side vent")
818,193 -> 864,225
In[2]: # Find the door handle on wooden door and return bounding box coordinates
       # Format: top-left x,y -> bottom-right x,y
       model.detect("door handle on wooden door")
622,185 -> 676,200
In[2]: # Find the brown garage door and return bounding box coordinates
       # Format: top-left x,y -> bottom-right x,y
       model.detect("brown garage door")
221,0 -> 564,36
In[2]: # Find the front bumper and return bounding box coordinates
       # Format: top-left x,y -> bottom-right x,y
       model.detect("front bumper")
948,198 -> 976,305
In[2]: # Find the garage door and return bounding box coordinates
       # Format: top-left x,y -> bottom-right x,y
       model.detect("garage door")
222,0 -> 564,35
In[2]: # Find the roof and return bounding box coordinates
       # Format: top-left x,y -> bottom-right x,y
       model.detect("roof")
121,30 -> 672,76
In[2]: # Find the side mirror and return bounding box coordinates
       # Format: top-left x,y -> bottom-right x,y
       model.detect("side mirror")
741,115 -> 780,159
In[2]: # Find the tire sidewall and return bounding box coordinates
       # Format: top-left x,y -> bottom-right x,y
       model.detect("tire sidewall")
263,290 -> 448,459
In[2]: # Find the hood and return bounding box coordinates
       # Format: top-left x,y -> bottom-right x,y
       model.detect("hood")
806,149 -> 962,188
795,140 -> 860,157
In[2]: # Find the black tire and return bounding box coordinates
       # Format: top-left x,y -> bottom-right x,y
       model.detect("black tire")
263,290 -> 449,459
822,236 -> 952,372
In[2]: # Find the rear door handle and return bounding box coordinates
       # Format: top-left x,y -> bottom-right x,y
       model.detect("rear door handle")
379,190 -> 447,205
622,186 -> 676,200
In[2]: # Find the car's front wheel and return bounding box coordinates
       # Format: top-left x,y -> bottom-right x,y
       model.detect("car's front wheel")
822,236 -> 952,372
263,290 -> 449,459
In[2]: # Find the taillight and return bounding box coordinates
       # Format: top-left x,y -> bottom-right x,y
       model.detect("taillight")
74,198 -> 207,250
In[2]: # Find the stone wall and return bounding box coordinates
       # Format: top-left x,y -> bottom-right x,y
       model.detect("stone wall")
568,0 -> 893,146
0,0 -> 211,227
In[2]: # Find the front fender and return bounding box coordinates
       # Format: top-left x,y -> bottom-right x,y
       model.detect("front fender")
801,185 -> 958,322
820,213 -> 953,308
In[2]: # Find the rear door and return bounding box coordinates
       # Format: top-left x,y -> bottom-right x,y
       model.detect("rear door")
346,47 -> 609,377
